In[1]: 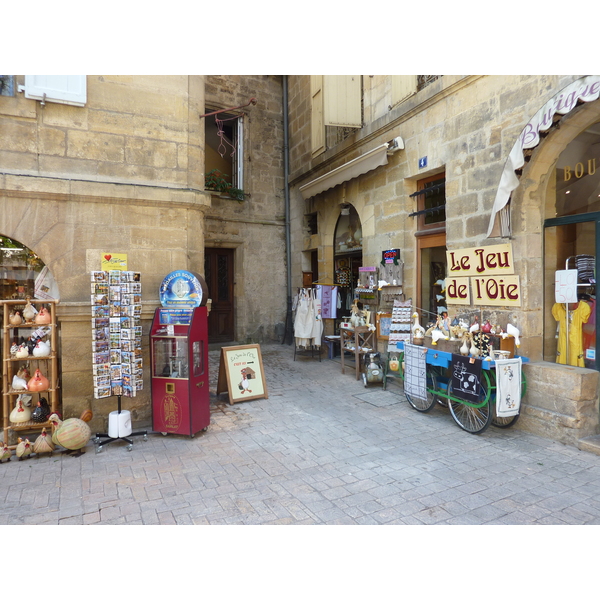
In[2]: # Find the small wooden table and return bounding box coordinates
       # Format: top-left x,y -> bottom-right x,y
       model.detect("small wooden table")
340,326 -> 376,380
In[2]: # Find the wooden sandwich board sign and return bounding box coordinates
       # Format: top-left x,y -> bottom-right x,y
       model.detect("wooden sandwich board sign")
216,344 -> 269,404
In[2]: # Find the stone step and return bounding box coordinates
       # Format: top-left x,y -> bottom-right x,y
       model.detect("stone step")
578,435 -> 600,456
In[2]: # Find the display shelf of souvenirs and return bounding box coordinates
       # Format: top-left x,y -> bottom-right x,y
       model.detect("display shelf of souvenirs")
2,298 -> 60,447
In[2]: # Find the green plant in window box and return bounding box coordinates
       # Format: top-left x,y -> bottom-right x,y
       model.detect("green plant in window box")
205,169 -> 246,201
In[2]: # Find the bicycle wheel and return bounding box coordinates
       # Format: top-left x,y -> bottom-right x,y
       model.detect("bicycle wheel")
448,374 -> 492,434
405,370 -> 437,413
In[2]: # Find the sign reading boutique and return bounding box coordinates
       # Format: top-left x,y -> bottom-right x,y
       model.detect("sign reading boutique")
445,243 -> 521,307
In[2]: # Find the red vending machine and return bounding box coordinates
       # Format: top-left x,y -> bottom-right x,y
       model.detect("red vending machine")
150,271 -> 210,438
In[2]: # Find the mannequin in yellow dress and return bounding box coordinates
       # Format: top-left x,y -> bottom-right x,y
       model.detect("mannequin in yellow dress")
552,301 -> 591,367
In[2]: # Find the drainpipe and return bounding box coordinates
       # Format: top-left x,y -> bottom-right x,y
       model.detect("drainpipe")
283,75 -> 294,345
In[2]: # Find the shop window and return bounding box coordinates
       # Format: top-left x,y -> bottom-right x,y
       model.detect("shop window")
205,111 -> 244,194
0,235 -> 58,300
544,122 -> 600,370
410,174 -> 446,232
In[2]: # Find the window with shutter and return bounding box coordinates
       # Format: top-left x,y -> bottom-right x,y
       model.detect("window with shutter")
323,75 -> 361,128
391,75 -> 417,108
311,75 -> 325,157
24,75 -> 87,107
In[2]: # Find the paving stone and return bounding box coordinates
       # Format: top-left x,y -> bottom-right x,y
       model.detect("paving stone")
2,343 -> 600,526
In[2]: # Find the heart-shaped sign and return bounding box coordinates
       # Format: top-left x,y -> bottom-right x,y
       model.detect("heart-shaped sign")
104,254 -> 112,261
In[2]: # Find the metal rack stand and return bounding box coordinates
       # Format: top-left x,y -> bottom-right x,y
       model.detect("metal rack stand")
93,394 -> 147,452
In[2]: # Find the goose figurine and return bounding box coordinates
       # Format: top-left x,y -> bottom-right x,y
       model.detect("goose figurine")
32,339 -> 51,357
431,327 -> 449,346
469,335 -> 481,358
460,333 -> 470,356
503,323 -> 521,347
9,310 -> 22,326
411,312 -> 425,340
22,297 -> 37,323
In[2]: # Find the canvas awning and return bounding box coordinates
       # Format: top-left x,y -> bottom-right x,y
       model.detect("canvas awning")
299,143 -> 390,200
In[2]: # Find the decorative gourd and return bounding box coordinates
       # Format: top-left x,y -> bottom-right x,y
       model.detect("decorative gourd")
10,398 -> 31,423
9,310 -> 22,325
49,411 -> 93,455
28,369 -> 49,392
34,306 -> 51,324
22,297 -> 36,323
32,397 -> 51,423
33,428 -> 55,456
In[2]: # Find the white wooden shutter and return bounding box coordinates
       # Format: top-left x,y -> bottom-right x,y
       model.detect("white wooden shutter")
323,75 -> 361,128
391,75 -> 417,107
24,75 -> 87,106
311,75 -> 325,156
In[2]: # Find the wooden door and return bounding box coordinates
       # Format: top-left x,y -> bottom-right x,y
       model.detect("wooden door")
204,248 -> 235,342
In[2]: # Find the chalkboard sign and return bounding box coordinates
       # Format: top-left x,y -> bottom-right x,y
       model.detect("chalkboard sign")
216,344 -> 269,405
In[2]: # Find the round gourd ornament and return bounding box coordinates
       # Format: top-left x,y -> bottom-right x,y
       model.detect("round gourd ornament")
28,369 -> 49,392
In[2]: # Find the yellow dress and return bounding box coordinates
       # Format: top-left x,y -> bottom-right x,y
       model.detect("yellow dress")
552,302 -> 591,367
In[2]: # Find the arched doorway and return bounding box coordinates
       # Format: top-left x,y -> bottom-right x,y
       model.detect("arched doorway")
0,234 -> 58,301
333,205 -> 363,325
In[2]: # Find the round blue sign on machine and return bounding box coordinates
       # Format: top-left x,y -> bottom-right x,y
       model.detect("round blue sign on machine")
159,270 -> 208,308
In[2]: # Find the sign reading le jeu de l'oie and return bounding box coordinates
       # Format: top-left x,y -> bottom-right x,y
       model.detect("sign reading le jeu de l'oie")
445,243 -> 521,307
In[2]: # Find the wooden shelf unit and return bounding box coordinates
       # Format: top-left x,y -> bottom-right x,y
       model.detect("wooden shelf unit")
340,326 -> 376,380
2,299 -> 60,448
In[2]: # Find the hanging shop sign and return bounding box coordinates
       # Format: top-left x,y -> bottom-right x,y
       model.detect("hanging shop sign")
159,270 -> 208,309
446,243 -> 521,306
381,248 -> 400,265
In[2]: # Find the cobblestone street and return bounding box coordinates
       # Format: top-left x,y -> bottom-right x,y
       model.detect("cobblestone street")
2,342 -> 600,526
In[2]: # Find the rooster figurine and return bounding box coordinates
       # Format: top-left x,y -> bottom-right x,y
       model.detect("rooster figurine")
49,410 -> 93,457
16,438 -> 33,461
32,339 -> 51,357
0,444 -> 11,463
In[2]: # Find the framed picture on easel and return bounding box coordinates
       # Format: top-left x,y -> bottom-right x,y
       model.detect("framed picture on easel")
376,312 -> 392,340
217,344 -> 269,404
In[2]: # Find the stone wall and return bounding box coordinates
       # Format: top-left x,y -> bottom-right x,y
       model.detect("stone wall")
285,74 -> 600,444
204,76 -> 287,343
0,75 -> 209,432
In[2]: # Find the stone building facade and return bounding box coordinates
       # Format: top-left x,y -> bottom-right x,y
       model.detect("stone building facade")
0,75 -> 286,435
286,75 -> 600,449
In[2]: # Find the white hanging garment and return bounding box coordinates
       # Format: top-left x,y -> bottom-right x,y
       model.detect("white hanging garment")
294,289 -> 313,347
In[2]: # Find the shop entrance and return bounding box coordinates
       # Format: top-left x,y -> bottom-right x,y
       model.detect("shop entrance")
417,233 -> 447,325
543,121 -> 600,370
204,248 -> 235,343
333,205 -> 363,326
